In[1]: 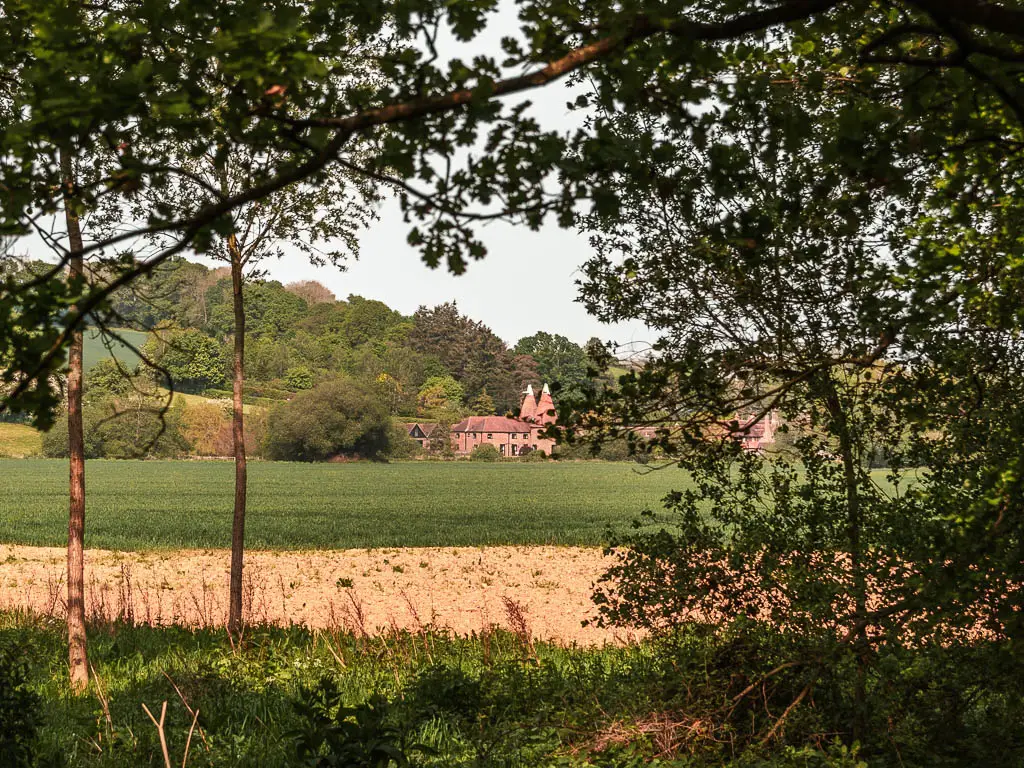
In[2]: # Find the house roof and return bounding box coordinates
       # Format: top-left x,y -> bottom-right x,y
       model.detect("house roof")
534,385 -> 556,425
736,415 -> 768,438
403,422 -> 439,438
451,416 -> 535,434
519,384 -> 536,421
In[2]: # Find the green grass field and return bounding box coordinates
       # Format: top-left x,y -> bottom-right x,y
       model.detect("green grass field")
0,459 -> 686,550
82,327 -> 149,371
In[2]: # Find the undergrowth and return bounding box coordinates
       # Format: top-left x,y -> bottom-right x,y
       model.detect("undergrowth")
0,612 -> 1020,767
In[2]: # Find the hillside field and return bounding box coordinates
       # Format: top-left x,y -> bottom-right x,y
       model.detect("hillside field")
0,423 -> 42,457
0,459 -> 687,550
82,327 -> 149,371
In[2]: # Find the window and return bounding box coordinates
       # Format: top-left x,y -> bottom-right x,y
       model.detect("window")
511,445 -> 518,456
523,433 -> 529,439
487,433 -> 493,439
499,444 -> 505,455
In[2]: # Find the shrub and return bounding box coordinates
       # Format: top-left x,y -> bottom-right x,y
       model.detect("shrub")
180,400 -> 228,455
146,328 -> 225,392
290,679 -> 418,767
284,365 -> 315,391
265,377 -> 392,461
556,438 -> 635,461
387,425 -> 421,459
0,635 -> 42,767
41,397 -> 187,459
470,444 -> 501,461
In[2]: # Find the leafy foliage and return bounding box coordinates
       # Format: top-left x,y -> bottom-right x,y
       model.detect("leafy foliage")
265,378 -> 392,461
145,328 -> 225,393
0,633 -> 42,768
5,0 -> 1024,430
407,303 -> 528,413
572,19 -> 1024,740
514,332 -> 590,401
41,366 -> 186,459
4,615 -> 1022,767
469,444 -> 501,462
290,680 -> 420,768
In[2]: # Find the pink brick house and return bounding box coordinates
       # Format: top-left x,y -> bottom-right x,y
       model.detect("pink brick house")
733,411 -> 780,452
449,384 -> 558,456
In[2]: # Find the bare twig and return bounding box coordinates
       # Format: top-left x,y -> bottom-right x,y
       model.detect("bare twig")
141,701 -> 172,768
182,707 -> 200,768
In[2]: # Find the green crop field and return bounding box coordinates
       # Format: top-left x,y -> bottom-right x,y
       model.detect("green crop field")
0,459 -> 688,550
82,327 -> 149,371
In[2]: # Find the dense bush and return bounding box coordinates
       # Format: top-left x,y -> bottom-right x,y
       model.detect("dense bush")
265,378 -> 392,461
469,444 -> 501,462
0,633 -> 43,767
179,400 -> 266,458
284,365 -> 315,391
556,438 -> 636,461
41,398 -> 187,459
145,328 -> 226,393
386,425 -> 421,459
5,616 -> 1020,768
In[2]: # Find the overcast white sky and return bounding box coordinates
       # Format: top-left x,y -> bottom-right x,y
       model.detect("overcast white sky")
262,199 -> 649,349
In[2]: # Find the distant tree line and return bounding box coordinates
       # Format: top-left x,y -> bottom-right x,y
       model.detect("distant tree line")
35,256 -> 613,462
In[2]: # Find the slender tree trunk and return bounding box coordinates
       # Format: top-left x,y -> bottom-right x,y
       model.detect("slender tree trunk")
823,377 -> 868,743
61,148 -> 89,693
227,236 -> 247,633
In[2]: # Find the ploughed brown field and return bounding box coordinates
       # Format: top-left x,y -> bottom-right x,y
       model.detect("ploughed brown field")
0,545 -> 641,645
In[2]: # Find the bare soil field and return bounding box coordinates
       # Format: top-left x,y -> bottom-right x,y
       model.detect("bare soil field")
0,544 -> 641,645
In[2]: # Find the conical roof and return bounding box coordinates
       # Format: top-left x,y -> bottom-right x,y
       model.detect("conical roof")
535,383 -> 556,425
518,384 -> 537,421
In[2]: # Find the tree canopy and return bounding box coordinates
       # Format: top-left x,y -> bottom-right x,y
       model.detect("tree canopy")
514,331 -> 589,400
265,377 -> 393,461
6,0 -> 1024,425
560,4 -> 1024,740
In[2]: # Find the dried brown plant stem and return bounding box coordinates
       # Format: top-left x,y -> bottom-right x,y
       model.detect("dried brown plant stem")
142,701 -> 172,768
761,682 -> 814,745
182,708 -> 200,768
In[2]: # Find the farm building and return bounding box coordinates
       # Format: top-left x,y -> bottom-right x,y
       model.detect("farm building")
403,422 -> 439,449
450,384 -> 558,456
406,384 -> 559,457
623,412 -> 781,453
730,411 -> 780,452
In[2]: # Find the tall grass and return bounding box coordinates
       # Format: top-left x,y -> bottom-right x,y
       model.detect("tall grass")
3,611 -> 1019,767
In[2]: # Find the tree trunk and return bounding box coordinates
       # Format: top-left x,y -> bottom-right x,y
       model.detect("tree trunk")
61,148 -> 89,693
823,377 -> 868,743
227,236 -> 247,633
